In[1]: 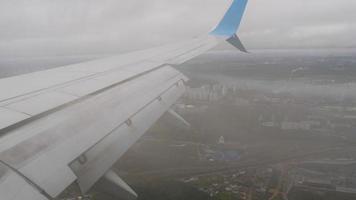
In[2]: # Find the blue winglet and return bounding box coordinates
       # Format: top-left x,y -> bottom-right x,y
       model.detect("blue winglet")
210,0 -> 248,37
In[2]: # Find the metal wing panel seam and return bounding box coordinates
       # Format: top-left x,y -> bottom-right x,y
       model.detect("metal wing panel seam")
0,64 -> 168,134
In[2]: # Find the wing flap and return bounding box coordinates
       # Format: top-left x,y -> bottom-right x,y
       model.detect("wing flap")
0,162 -> 48,200
70,73 -> 185,193
0,66 -> 187,197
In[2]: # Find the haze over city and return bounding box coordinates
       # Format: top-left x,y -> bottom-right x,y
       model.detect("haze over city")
1,1 -> 356,200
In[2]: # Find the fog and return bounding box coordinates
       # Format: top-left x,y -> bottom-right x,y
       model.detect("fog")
1,1 -> 356,200
0,0 -> 355,58
109,48 -> 356,200
4,48 -> 356,200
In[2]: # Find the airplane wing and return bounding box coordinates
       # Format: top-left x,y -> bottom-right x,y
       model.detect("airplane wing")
0,0 -> 248,199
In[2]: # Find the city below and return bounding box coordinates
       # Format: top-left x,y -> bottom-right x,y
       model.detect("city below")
16,49 -> 356,200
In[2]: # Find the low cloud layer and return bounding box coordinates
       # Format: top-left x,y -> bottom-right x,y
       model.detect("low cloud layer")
0,0 -> 355,57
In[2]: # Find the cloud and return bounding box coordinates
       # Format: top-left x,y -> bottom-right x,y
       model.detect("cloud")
289,24 -> 349,39
0,0 -> 355,57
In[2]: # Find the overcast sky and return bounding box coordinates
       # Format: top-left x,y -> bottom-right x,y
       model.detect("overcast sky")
0,0 -> 355,57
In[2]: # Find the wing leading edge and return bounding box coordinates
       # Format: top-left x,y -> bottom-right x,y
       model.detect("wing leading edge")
0,1 -> 249,199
